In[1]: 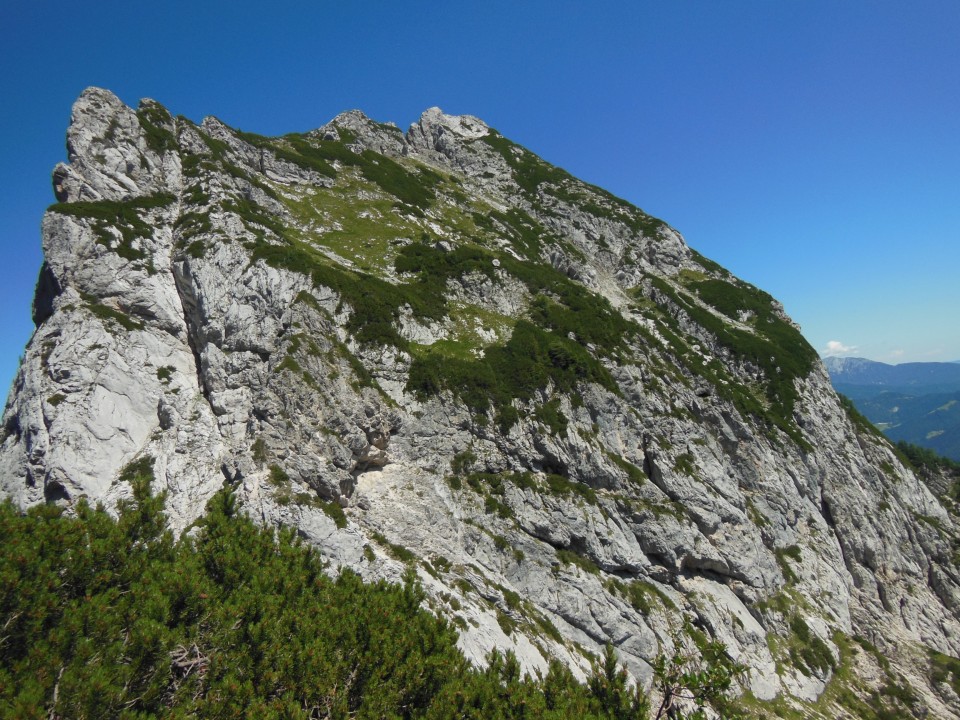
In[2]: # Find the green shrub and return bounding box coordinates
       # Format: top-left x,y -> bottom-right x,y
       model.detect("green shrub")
544,473 -> 598,505
605,578 -> 675,615
774,546 -> 801,584
838,393 -> 885,439
607,453 -> 646,485
137,101 -> 178,155
318,498 -> 347,529
371,531 -> 416,564
788,616 -> 836,676
407,319 -> 617,430
0,477 -> 759,717
672,452 -> 696,477
268,464 -> 289,487
83,298 -> 144,332
251,438 -> 268,463
535,398 -> 568,434
929,648 -> 960,698
555,548 -> 601,575
896,440 -> 960,473
50,194 -> 174,266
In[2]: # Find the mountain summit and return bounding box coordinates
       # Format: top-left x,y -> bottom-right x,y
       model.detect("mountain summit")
3,87 -> 960,717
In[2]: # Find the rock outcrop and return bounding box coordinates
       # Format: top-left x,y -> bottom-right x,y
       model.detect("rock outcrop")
3,87 -> 960,717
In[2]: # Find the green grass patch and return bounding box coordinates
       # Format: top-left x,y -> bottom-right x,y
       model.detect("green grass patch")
544,473 -> 598,505
837,393 -> 885,440
534,398 -> 567,434
371,532 -> 417,564
787,615 -> 836,676
407,319 -> 617,430
607,453 -> 647,485
118,456 -> 155,485
316,498 -> 347,528
236,130 -> 439,212
672,452 -> 697,477
929,648 -> 960,698
80,293 -> 145,332
605,577 -> 674,614
251,438 -> 268,463
462,473 -> 515,519
268,464 -> 290,487
555,548 -> 601,575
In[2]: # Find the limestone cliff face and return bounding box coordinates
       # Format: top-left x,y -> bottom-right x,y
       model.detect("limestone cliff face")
4,87 -> 960,717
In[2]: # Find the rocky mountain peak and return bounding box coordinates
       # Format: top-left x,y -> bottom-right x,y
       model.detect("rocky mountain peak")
3,89 -> 960,717
415,106 -> 490,140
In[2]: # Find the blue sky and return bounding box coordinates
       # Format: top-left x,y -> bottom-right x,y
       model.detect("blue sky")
2,1 -> 958,396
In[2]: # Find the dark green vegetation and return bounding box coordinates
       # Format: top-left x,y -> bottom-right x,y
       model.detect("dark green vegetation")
252,195 -> 633,427
895,440 -> 960,507
61,102 -> 822,451
836,393 -> 960,505
237,129 -> 441,214
408,318 -> 616,430
478,131 -> 665,237
740,632 -> 927,720
773,545 -> 802,585
0,468 -> 745,719
398,236 -> 635,428
644,276 -> 818,447
837,393 -> 886,440
56,101 -> 823,477
48,193 -> 175,272
786,616 -> 835,677
928,648 -> 960,700
229,118 -> 818,447
896,440 -> 960,475
137,101 -> 178,156
604,578 -> 675,615
653,632 -> 745,720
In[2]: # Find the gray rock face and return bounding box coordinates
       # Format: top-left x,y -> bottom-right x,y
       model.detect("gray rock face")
3,87 -> 960,717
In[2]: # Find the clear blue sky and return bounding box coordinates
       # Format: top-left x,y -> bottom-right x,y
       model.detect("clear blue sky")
2,1 -> 958,397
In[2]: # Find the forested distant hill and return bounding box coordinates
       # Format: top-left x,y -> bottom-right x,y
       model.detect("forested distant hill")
825,357 -> 960,461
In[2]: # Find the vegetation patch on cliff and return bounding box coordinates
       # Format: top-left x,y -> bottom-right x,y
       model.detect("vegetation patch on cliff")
0,478 -> 688,718
49,193 -> 175,271
643,276 -> 817,447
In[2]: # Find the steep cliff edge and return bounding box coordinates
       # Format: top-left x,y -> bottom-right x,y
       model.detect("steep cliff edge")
3,87 -> 959,717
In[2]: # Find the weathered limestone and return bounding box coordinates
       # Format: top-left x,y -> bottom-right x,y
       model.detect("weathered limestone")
2,87 -> 959,717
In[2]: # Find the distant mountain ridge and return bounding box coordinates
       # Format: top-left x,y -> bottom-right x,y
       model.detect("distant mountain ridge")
824,356 -> 960,395
824,357 -> 960,461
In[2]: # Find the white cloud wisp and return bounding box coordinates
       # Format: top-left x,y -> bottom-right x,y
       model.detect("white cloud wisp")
823,340 -> 857,356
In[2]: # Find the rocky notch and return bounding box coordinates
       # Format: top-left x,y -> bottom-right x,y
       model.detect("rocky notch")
3,87 -> 960,717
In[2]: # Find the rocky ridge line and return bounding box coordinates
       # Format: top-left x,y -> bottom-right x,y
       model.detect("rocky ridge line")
2,87 -> 960,717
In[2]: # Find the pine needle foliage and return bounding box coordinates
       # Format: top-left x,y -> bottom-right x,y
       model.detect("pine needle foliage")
0,477 -> 666,719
